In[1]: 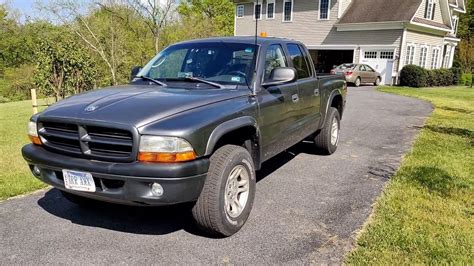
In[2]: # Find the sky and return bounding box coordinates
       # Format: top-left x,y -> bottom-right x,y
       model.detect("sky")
2,0 -> 172,22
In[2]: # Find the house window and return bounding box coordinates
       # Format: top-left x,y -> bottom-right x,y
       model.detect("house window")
236,5 -> 244,18
267,1 -> 275,19
419,46 -> 428,68
443,45 -> 452,68
283,0 -> 293,22
319,0 -> 330,20
425,0 -> 435,20
364,51 -> 377,59
405,44 -> 415,65
380,51 -> 394,59
431,48 -> 440,69
254,3 -> 262,20
452,16 -> 459,35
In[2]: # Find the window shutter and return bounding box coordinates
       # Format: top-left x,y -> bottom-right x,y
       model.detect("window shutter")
424,0 -> 429,18
431,3 -> 436,20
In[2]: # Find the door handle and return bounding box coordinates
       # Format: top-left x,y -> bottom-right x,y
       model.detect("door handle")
292,94 -> 299,103
314,89 -> 320,96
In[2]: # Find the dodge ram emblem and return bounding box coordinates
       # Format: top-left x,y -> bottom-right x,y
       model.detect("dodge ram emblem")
85,105 -> 98,112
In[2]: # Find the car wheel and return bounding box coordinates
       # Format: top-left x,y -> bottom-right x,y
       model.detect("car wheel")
374,77 -> 381,86
61,191 -> 95,206
354,77 -> 361,87
192,144 -> 256,237
314,107 -> 341,155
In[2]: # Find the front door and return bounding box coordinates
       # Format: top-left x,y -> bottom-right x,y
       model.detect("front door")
258,44 -> 300,160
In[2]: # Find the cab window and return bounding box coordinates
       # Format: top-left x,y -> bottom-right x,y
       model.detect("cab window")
287,43 -> 310,79
264,44 -> 287,81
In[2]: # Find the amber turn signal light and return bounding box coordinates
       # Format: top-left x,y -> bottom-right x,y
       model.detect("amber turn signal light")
138,151 -> 196,163
28,135 -> 42,145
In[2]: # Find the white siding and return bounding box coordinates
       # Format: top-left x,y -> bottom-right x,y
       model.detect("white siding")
414,0 -> 445,25
401,30 -> 445,69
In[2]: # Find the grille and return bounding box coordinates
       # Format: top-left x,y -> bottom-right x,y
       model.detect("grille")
39,121 -> 134,161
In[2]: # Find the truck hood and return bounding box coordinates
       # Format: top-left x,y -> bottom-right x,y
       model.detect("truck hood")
39,85 -> 248,127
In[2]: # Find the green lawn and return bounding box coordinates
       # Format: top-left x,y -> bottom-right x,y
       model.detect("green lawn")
347,86 -> 474,264
0,99 -> 50,200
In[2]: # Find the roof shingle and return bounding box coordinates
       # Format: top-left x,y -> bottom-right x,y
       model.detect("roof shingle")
338,0 -> 422,24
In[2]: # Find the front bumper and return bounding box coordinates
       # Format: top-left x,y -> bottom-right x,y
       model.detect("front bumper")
22,144 -> 209,206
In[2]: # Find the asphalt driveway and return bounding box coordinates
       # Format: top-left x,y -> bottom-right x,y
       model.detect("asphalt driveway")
0,86 -> 433,264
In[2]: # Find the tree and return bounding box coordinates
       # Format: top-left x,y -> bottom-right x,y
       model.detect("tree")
453,0 -> 473,73
34,33 -> 97,101
125,0 -> 177,53
178,0 -> 234,37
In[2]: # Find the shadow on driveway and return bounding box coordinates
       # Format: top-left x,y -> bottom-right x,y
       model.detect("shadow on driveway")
37,141 -> 323,237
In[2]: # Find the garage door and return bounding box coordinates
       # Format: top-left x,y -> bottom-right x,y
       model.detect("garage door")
360,50 -> 394,85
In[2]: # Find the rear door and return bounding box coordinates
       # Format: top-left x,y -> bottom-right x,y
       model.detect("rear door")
258,44 -> 300,160
287,43 -> 321,139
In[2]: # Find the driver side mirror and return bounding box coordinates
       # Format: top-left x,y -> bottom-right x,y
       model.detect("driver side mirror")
262,67 -> 297,87
130,66 -> 142,81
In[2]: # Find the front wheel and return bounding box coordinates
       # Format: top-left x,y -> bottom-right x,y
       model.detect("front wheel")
374,77 -> 381,86
314,107 -> 341,155
192,145 -> 256,237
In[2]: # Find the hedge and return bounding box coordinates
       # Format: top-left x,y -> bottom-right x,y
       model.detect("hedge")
399,65 -> 463,88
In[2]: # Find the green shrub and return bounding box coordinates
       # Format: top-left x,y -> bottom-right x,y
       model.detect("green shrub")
426,70 -> 436,87
0,96 -> 11,103
450,67 -> 462,85
400,65 -> 428,87
460,73 -> 472,86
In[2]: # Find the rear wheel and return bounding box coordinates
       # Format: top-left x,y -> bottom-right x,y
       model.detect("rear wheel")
314,107 -> 341,155
354,77 -> 361,87
192,145 -> 256,237
374,77 -> 381,86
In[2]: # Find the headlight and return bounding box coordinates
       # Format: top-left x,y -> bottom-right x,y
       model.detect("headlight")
27,121 -> 42,145
138,136 -> 196,163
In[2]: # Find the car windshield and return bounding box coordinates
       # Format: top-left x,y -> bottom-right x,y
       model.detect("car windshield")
137,42 -> 258,86
336,64 -> 356,70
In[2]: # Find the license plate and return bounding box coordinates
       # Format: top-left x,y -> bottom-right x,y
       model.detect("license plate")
62,170 -> 96,192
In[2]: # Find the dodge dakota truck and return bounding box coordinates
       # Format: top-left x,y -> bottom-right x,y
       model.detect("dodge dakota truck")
22,37 -> 347,236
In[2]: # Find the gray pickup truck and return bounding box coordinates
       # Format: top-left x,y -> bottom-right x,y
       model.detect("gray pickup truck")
22,37 -> 347,236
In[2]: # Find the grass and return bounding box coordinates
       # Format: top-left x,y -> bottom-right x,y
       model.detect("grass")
347,86 -> 474,264
0,99 -> 50,200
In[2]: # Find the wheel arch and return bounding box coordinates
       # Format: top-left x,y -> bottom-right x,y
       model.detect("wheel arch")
205,116 -> 262,169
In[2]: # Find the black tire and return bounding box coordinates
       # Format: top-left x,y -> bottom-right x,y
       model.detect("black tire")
192,145 -> 256,237
61,190 -> 95,206
354,77 -> 361,87
314,107 -> 341,155
374,77 -> 381,86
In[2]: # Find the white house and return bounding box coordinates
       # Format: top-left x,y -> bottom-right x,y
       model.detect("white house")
233,0 -> 466,84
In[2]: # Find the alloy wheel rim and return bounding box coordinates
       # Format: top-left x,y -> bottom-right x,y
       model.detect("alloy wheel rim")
330,117 -> 339,146
224,165 -> 250,218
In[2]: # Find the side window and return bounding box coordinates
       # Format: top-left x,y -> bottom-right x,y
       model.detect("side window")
358,65 -> 366,71
264,44 -> 287,81
287,43 -> 310,79
365,65 -> 375,72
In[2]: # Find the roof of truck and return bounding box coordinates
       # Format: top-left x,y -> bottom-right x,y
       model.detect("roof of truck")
174,36 -> 301,46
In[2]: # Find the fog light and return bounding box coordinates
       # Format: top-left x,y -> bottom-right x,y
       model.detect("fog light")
33,165 -> 41,177
151,183 -> 164,197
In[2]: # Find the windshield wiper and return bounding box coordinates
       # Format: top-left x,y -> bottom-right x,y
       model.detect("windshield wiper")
136,76 -> 167,87
182,77 -> 224,89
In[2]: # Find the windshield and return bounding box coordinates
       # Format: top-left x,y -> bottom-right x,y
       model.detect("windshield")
336,64 -> 356,70
137,42 -> 258,86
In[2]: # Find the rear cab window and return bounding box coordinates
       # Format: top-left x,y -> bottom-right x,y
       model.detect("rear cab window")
287,43 -> 311,79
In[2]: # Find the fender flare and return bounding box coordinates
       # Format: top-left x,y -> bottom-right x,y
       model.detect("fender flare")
205,116 -> 260,156
323,89 -> 343,124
